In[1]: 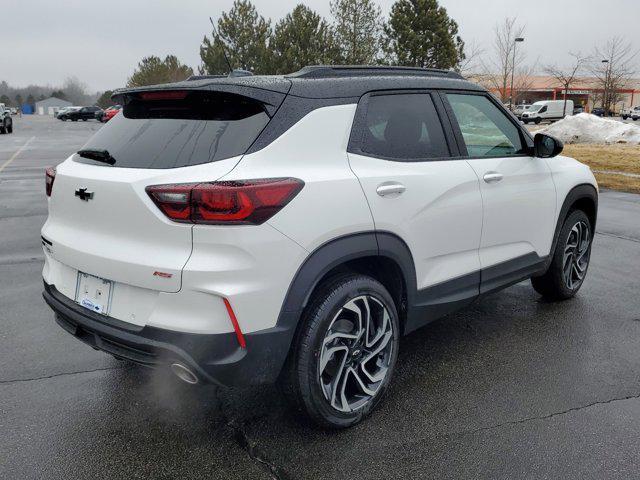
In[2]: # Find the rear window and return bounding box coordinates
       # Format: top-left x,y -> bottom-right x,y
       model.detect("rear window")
359,93 -> 450,161
77,91 -> 270,169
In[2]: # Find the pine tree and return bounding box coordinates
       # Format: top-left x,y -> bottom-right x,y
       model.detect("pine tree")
96,90 -> 114,108
272,5 -> 338,74
127,55 -> 193,87
330,0 -> 383,64
200,0 -> 272,75
384,0 -> 464,70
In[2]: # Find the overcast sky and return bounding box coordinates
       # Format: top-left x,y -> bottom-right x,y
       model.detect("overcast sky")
5,0 -> 639,92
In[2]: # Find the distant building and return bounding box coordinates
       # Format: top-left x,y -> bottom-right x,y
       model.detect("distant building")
34,97 -> 73,116
473,75 -> 640,113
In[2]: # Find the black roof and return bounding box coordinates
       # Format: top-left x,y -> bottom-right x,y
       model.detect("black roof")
113,65 -> 484,101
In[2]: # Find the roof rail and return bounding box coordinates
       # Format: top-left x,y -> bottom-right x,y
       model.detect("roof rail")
287,65 -> 464,80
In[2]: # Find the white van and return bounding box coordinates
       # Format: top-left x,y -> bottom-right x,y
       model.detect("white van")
521,100 -> 574,124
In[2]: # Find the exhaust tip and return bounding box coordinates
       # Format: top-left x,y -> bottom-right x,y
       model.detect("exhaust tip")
170,363 -> 199,385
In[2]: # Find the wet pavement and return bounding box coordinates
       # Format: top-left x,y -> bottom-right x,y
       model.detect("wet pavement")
1,115 -> 639,479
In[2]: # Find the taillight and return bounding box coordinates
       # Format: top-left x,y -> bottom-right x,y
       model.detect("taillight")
45,167 -> 56,197
146,178 -> 304,225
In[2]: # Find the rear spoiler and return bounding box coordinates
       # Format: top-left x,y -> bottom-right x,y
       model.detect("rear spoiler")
112,80 -> 291,117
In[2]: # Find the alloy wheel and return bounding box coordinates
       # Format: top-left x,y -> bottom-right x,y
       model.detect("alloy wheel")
562,220 -> 591,290
318,295 -> 394,413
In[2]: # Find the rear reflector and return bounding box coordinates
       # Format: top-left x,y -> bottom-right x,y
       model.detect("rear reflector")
223,298 -> 246,349
45,167 -> 56,197
146,178 -> 304,225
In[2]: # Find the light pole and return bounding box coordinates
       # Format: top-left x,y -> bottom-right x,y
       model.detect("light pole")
601,59 -> 610,116
509,37 -> 525,110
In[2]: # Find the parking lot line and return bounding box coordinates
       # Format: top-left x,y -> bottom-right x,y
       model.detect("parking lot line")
0,136 -> 36,175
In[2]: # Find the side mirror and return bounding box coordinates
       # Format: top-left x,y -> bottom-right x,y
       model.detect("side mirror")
534,133 -> 563,158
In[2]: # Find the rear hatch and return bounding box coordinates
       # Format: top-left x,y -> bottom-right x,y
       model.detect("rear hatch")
43,84 -> 288,294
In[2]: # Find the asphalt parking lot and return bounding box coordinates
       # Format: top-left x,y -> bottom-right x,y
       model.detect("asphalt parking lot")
2,115 -> 640,479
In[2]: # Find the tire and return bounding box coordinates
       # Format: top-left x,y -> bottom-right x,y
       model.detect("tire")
60,116 -> 67,121
531,210 -> 593,300
72,118 -> 78,122
534,117 -> 542,124
622,115 -> 628,120
6,122 -> 12,134
523,120 -> 529,124
0,123 -> 5,134
280,274 -> 400,429
82,118 -> 87,121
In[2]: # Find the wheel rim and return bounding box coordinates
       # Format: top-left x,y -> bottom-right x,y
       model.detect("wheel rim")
318,295 -> 394,413
562,220 -> 591,290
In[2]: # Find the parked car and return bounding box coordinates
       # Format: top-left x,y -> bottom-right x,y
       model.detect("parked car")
591,107 -> 605,117
98,105 -> 121,123
56,106 -> 81,119
512,103 -> 531,119
521,100 -> 574,124
621,106 -> 640,120
10,107 -> 17,115
41,65 -> 598,428
0,105 -> 13,134
573,106 -> 584,115
59,106 -> 102,121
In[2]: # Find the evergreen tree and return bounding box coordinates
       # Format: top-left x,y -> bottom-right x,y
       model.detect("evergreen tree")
200,0 -> 272,75
15,94 -> 23,107
272,5 -> 338,74
26,94 -> 36,108
330,0 -> 383,64
384,0 -> 464,69
51,90 -> 68,101
96,90 -> 115,108
0,94 -> 11,107
127,55 -> 193,87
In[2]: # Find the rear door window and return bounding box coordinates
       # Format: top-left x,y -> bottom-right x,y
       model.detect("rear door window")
358,93 -> 450,161
77,91 -> 270,169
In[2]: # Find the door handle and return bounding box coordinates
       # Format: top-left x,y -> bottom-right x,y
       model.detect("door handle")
483,172 -> 504,183
376,182 -> 406,197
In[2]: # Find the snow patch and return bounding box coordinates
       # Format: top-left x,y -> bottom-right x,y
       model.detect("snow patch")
540,113 -> 640,144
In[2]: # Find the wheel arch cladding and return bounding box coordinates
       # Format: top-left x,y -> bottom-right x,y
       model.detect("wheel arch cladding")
543,183 -> 598,272
277,232 -> 416,346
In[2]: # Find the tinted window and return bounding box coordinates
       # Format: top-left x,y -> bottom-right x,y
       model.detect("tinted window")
78,91 -> 270,169
446,94 -> 526,157
360,93 -> 449,161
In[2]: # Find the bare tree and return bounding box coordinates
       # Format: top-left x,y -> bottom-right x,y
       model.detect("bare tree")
544,52 -> 586,116
589,37 -> 637,115
456,39 -> 484,78
62,76 -> 91,105
481,17 -> 527,104
511,62 -> 538,106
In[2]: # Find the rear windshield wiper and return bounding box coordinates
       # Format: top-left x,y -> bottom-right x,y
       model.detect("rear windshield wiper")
77,149 -> 116,165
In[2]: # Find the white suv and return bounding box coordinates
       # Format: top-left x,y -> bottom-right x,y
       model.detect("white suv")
42,66 -> 598,428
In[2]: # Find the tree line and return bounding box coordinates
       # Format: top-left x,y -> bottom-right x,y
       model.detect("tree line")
127,0 -> 465,87
127,0 -> 636,115
0,77 -> 99,109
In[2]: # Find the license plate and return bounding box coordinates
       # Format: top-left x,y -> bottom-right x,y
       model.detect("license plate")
75,272 -> 113,315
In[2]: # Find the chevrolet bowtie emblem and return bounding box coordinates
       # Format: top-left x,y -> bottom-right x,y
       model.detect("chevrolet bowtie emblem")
75,188 -> 94,201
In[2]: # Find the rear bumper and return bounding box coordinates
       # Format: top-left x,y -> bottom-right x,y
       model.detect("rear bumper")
42,282 -> 297,386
